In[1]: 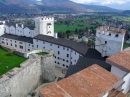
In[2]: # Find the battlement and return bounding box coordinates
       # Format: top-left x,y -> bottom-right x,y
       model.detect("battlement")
96,26 -> 126,35
35,16 -> 54,21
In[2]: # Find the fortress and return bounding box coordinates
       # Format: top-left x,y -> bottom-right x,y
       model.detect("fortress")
0,16 -> 130,97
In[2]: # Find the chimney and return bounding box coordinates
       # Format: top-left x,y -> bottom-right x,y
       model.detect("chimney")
22,24 -> 24,28
16,24 -> 18,28
54,33 -> 58,39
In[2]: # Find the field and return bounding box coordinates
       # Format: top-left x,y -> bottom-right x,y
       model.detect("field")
112,16 -> 130,22
0,48 -> 27,76
54,17 -> 95,33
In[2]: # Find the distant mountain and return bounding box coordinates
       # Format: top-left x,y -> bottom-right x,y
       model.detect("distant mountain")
0,0 -> 121,13
122,10 -> 130,14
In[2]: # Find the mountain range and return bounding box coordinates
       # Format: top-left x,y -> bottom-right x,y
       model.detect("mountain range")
0,0 -> 121,13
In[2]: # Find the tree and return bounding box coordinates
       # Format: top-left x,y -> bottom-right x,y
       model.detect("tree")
87,40 -> 95,48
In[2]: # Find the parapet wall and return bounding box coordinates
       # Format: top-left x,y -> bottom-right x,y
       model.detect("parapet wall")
0,48 -> 55,97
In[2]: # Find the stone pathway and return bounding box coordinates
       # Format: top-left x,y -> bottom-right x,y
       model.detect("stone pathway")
27,66 -> 65,97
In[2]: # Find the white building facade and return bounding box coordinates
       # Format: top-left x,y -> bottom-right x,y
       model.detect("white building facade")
0,17 -> 87,69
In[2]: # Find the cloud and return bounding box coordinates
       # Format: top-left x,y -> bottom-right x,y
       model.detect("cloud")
70,0 -> 129,5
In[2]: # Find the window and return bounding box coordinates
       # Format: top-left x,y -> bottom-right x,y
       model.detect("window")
37,45 -> 38,48
67,54 -> 69,57
63,47 -> 65,50
66,60 -> 68,62
20,46 -> 23,49
115,34 -> 119,37
10,40 -> 12,42
58,51 -> 60,55
28,49 -> 30,51
63,59 -> 65,61
32,45 -> 34,47
6,39 -> 8,41
58,57 -> 59,59
67,48 -> 69,51
28,44 -> 30,46
108,33 -> 111,36
75,60 -> 76,62
2,41 -> 4,44
11,43 -> 12,46
63,64 -> 65,66
7,43 -> 8,45
15,44 -> 17,47
15,41 -> 16,43
43,42 -> 45,44
55,61 -> 56,63
58,62 -> 59,64
75,52 -> 76,55
50,44 -> 52,46
66,65 -> 69,68
58,46 -> 60,48
105,41 -> 107,44
55,56 -> 56,58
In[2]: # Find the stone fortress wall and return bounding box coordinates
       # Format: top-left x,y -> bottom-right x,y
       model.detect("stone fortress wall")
0,46 -> 55,97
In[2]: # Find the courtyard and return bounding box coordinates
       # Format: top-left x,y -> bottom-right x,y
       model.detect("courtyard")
0,48 -> 27,76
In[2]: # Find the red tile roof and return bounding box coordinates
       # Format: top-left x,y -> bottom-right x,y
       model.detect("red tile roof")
40,64 -> 120,97
106,50 -> 130,72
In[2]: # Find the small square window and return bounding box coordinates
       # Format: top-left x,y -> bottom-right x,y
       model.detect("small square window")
105,41 -> 107,44
58,51 -> 60,55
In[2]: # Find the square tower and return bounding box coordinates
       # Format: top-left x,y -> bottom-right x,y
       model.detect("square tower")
95,26 -> 126,57
35,17 -> 54,37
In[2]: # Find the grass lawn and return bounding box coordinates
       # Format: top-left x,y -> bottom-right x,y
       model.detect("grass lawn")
36,52 -> 48,55
95,18 -> 102,22
54,17 -> 97,33
123,43 -> 130,49
54,23 -> 94,32
0,48 -> 27,76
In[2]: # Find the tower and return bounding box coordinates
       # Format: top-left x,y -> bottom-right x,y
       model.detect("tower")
0,21 -> 5,36
95,26 -> 126,57
35,17 -> 54,37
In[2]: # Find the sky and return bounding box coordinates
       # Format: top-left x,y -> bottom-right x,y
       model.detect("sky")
70,0 -> 130,10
